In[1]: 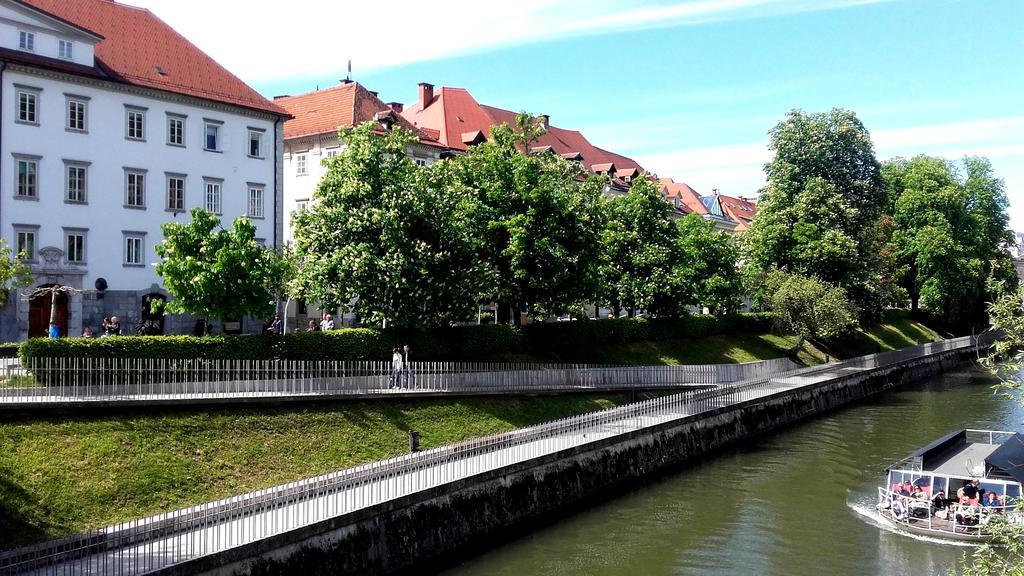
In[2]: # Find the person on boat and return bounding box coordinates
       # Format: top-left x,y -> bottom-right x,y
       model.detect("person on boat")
981,491 -> 1002,511
931,490 -> 950,519
899,481 -> 915,496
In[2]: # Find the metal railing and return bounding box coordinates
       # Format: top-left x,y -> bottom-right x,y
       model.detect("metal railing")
876,487 -> 1022,537
0,334 -> 990,575
0,357 -> 797,405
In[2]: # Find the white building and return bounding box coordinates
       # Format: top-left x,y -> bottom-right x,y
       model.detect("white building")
274,80 -> 446,330
0,0 -> 289,340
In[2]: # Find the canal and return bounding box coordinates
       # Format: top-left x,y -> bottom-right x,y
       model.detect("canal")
438,367 -> 1023,576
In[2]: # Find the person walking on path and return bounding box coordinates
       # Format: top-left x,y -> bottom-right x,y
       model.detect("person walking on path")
320,313 -> 335,331
47,322 -> 60,339
402,344 -> 414,389
267,314 -> 282,334
390,347 -> 404,389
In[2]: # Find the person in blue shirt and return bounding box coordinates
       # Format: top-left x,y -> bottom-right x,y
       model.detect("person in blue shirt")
47,322 -> 60,339
982,491 -> 1002,510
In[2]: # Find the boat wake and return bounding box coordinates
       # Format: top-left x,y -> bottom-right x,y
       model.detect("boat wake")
847,500 -> 976,547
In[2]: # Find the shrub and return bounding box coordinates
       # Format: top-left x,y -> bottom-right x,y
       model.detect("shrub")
764,270 -> 856,342
0,342 -> 17,358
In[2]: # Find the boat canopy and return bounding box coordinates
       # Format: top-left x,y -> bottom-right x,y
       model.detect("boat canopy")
903,429 -> 967,469
986,432 -> 1024,484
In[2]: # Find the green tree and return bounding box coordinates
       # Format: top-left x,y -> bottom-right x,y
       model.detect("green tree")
0,239 -> 33,308
291,122 -> 484,329
154,209 -> 288,326
601,176 -> 690,317
764,269 -> 856,342
884,155 -> 1016,326
451,114 -> 605,324
745,108 -> 888,316
676,214 -> 743,315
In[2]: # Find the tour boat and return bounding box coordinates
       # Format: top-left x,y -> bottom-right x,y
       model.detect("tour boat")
876,429 -> 1024,541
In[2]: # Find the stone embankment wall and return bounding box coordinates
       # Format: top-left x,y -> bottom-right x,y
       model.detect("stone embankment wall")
162,347 -> 970,576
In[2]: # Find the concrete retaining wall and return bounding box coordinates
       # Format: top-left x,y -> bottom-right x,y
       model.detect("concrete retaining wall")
158,347 -> 969,576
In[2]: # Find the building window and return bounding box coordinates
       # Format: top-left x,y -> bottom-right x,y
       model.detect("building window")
325,148 -> 339,159
66,96 -> 88,132
204,180 -> 222,214
295,153 -> 307,175
204,120 -> 222,151
65,162 -> 88,203
247,185 -> 264,218
15,157 -> 38,198
125,170 -> 146,208
58,40 -> 73,60
123,233 -> 145,266
248,129 -> 263,158
166,175 -> 185,212
126,107 -> 146,140
295,200 -> 308,213
14,228 -> 36,260
167,114 -> 185,146
16,88 -> 38,124
18,31 -> 33,51
65,230 -> 85,263
413,156 -> 428,167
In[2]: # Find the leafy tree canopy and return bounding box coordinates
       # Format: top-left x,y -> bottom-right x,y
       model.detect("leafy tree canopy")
884,155 -> 1016,326
450,114 -> 605,322
291,122 -> 484,329
676,214 -> 743,315
764,269 -> 856,342
154,209 -> 287,323
745,108 -> 888,315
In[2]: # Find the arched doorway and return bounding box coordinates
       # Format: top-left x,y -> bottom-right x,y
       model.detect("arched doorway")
139,293 -> 166,335
28,285 -> 68,338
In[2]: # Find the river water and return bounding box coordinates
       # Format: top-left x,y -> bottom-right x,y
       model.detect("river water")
439,367 -> 1023,576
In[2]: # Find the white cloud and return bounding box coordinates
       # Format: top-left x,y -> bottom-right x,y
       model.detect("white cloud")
120,0 -> 892,83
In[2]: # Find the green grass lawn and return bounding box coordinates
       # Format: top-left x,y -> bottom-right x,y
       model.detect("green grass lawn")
501,319 -> 944,367
0,393 -> 643,549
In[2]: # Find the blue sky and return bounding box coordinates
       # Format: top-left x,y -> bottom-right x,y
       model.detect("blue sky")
132,0 -> 1024,227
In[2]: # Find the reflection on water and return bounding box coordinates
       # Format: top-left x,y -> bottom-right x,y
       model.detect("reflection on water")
439,368 -> 1024,576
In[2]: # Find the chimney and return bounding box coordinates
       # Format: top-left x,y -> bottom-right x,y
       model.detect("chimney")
368,90 -> 379,98
417,82 -> 434,109
387,102 -> 404,114
340,78 -> 353,85
712,188 -> 720,196
538,114 -> 549,129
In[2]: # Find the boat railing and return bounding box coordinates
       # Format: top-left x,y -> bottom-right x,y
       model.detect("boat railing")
876,487 -> 1022,536
964,429 -> 1017,445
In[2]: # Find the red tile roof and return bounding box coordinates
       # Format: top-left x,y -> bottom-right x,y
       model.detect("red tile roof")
401,86 -> 645,178
717,192 -> 758,230
274,82 -> 442,145
659,178 -> 709,215
20,0 -> 286,116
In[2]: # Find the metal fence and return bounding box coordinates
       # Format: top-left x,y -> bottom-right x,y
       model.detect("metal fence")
0,357 -> 797,405
0,334 -> 991,575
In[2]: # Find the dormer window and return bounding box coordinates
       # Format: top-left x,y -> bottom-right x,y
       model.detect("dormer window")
18,31 -> 34,51
58,40 -> 73,60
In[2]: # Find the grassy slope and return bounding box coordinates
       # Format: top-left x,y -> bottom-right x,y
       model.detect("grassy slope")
0,393 -> 643,548
511,319 -> 945,367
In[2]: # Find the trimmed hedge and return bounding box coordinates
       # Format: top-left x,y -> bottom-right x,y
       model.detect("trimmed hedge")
18,313 -> 777,364
0,342 -> 18,358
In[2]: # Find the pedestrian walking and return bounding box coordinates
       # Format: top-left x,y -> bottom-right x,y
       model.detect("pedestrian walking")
104,316 -> 121,336
47,321 -> 60,339
390,347 -> 404,389
267,314 -> 283,334
320,313 -> 335,331
402,344 -> 414,388
306,319 -> 318,332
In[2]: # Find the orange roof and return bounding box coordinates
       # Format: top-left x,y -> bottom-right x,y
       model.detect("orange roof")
20,0 -> 286,116
401,85 -> 644,178
717,192 -> 758,230
659,178 -> 709,215
275,82 -> 441,145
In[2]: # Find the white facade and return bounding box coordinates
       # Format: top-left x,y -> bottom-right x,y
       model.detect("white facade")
0,3 -> 285,340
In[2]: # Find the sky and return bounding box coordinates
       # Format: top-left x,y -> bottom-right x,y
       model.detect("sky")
126,0 -> 1024,227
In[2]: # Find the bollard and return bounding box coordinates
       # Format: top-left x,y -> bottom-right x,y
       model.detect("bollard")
408,429 -> 421,453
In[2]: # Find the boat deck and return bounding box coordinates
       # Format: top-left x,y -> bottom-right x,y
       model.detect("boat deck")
878,508 -> 990,539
